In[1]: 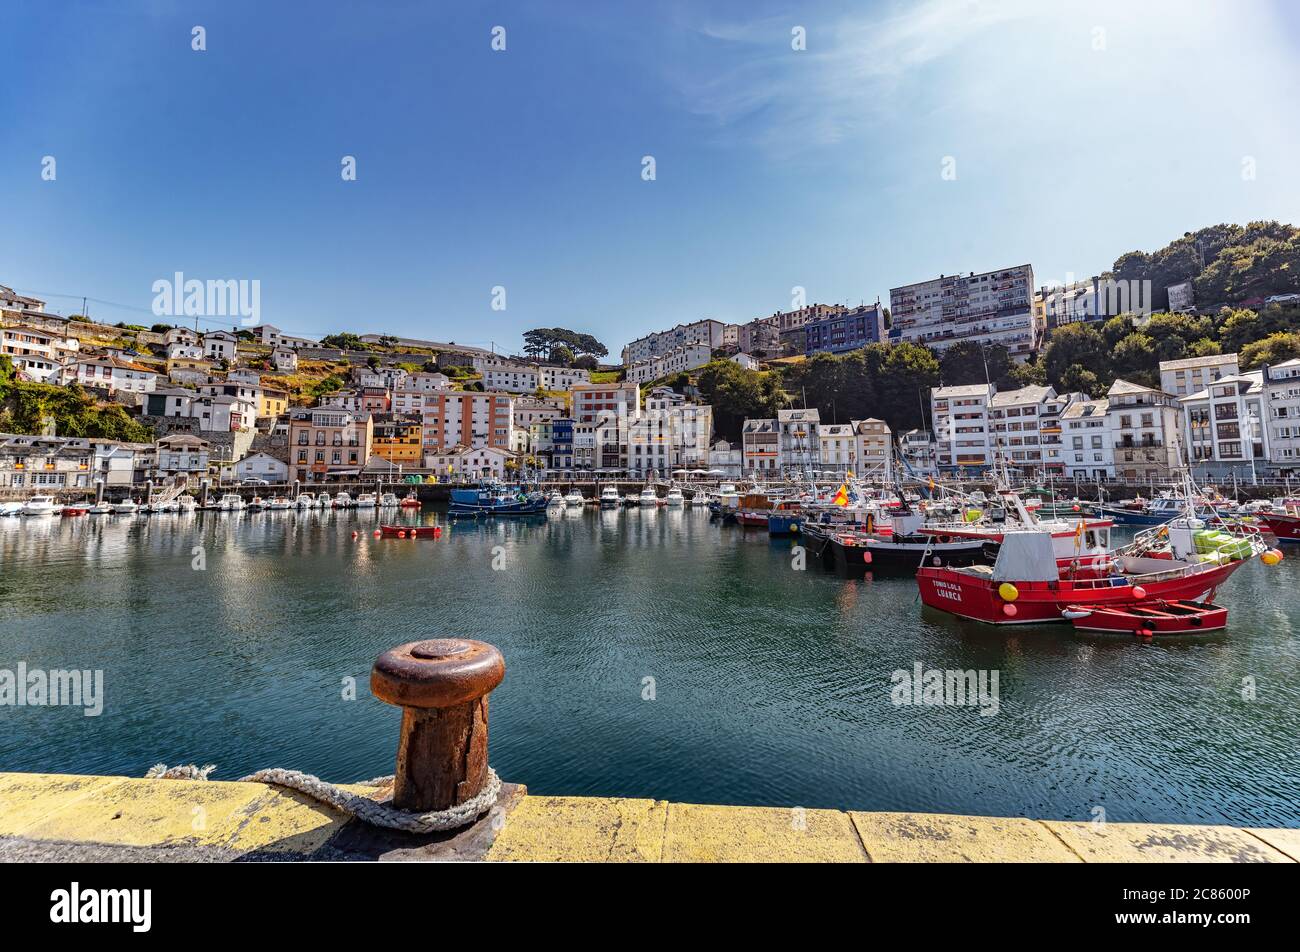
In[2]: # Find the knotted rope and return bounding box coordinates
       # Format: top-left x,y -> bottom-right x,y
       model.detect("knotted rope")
144,763 -> 502,834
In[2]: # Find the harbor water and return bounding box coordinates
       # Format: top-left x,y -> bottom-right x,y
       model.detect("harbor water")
2,507 -> 1298,826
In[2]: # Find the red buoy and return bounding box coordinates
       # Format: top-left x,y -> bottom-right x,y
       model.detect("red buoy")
1003,603 -> 1018,617
398,530 -> 407,538
862,551 -> 872,564
373,529 -> 381,538
1132,585 -> 1147,599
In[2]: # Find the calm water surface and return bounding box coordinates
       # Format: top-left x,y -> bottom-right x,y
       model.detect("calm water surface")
2,507 -> 1299,825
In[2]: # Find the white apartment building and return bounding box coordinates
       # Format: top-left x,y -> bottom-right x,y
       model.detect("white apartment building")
626,343 -> 712,385
621,319 -> 724,366
777,408 -> 820,472
891,264 -> 1039,360
1180,371 -> 1268,480
419,391 -> 514,453
1061,399 -> 1113,480
931,383 -> 994,473
817,424 -> 854,473
1,324 -> 80,381
202,330 -> 239,362
154,434 -> 211,481
58,355 -> 157,394
988,384 -> 1063,477
513,395 -> 566,430
852,419 -> 892,477
709,439 -> 743,478
1106,379 -> 1184,479
539,366 -> 591,390
1264,359 -> 1300,475
194,394 -> 257,433
628,388 -> 713,474
1159,353 -> 1240,399
742,418 -> 779,472
483,364 -> 540,394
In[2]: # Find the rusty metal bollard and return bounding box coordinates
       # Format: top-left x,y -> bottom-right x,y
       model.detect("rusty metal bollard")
370,638 -> 505,813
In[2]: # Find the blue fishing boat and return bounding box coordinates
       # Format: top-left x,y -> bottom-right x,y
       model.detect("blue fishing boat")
1098,495 -> 1223,527
448,483 -> 548,518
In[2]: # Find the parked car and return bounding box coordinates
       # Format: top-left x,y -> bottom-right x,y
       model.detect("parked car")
242,478 -> 269,486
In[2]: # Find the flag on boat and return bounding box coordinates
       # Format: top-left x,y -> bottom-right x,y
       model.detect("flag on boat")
833,484 -> 849,507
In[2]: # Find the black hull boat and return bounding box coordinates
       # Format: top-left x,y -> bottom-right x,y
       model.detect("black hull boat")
803,523 -> 987,575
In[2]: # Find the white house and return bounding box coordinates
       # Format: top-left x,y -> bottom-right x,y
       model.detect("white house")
58,355 -> 157,394
817,423 -> 854,473
202,330 -> 239,362
234,451 -> 289,483
424,444 -> 515,480
166,341 -> 205,361
193,394 -> 256,433
1,325 -> 80,382
731,352 -> 761,371
777,408 -> 820,472
164,327 -> 200,347
271,347 -> 298,372
1180,370 -> 1268,481
931,383 -> 994,474
483,364 -> 540,394
1061,399 -> 1113,480
1264,358 -> 1300,475
539,366 -> 591,391
154,434 -> 210,480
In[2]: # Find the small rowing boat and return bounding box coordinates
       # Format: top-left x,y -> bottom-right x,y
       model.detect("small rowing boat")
379,524 -> 442,538
1063,600 -> 1228,637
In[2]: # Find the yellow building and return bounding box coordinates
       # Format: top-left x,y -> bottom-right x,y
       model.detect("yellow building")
260,386 -> 289,419
371,415 -> 423,464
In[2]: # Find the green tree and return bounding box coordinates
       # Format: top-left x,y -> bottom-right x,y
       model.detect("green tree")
1043,323 -> 1112,391
1240,332 -> 1300,370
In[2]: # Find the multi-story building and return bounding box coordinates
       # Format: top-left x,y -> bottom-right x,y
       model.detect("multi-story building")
202,330 -> 239,363
626,343 -> 712,385
988,384 -> 1058,477
621,319 -> 724,366
419,391 -> 513,454
1037,278 -> 1104,328
0,434 -> 149,490
1106,379 -> 1184,479
1179,371 -> 1268,481
628,387 -> 713,475
571,381 -> 640,425
777,408 -> 820,472
513,395 -> 566,430
1159,354 -> 1240,399
232,452 -> 289,484
154,434 -> 211,481
166,341 -> 205,361
271,347 -> 298,372
539,366 -> 591,391
736,317 -> 780,356
1,324 -> 80,381
142,386 -> 198,418
371,414 -> 423,466
288,408 -> 374,482
391,373 -> 453,414
851,418 -> 892,477
804,304 -> 885,356
741,418 -> 778,472
1263,358 -> 1300,476
57,355 -> 157,394
1061,399 -> 1113,480
198,378 -> 263,413
817,423 -> 854,473
166,356 -> 213,386
260,387 -> 289,421
931,383 -> 994,474
193,394 -> 257,433
483,364 -> 540,394
425,445 -> 515,481
708,439 -> 743,477
890,264 -> 1038,359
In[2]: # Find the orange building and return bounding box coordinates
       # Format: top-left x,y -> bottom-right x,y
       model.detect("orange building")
371,414 -> 423,464
288,408 -> 374,482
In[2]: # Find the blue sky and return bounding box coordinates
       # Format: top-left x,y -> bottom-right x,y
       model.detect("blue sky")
4,0 -> 1299,356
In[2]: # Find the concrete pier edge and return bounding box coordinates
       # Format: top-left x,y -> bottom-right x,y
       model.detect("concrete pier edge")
1,771 -> 1297,862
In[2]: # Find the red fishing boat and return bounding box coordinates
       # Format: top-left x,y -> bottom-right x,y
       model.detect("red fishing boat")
399,491 -> 422,509
917,521 -> 1266,626
1063,600 -> 1228,636
1259,508 -> 1300,544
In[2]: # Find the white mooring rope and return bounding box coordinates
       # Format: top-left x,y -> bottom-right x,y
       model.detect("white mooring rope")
145,763 -> 502,834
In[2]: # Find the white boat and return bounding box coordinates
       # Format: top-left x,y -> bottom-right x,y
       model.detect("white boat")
638,487 -> 658,507
154,500 -> 180,514
316,492 -> 331,508
88,501 -> 114,515
333,491 -> 353,509
0,501 -> 24,517
112,499 -> 139,515
21,495 -> 58,516
664,486 -> 685,507
247,496 -> 265,511
599,486 -> 621,509
266,496 -> 292,510
564,491 -> 585,508
177,495 -> 198,513
295,493 -> 314,508
379,492 -> 399,507
355,493 -> 377,508
218,494 -> 245,512
623,493 -> 639,507
546,490 -> 565,508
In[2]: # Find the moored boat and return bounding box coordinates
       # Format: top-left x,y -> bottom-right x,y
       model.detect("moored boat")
87,501 -> 114,515
448,483 -> 548,517
333,491 -> 353,509
664,486 -> 685,508
112,499 -> 139,515
1260,508 -> 1300,544
21,495 -> 58,516
355,493 -> 378,509
399,491 -> 421,509
379,492 -> 400,507
638,487 -> 658,507
564,490 -> 585,508
295,493 -> 315,509
599,486 -> 620,509
61,503 -> 90,517
379,524 -> 443,538
218,494 -> 246,512
1064,600 -> 1228,637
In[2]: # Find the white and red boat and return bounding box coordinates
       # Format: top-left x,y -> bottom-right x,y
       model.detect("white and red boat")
919,492 -> 1116,574
917,519 -> 1266,626
1259,507 -> 1300,544
1063,600 -> 1228,636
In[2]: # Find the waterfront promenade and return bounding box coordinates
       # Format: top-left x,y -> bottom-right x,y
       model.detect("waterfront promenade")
1,771 -> 1297,862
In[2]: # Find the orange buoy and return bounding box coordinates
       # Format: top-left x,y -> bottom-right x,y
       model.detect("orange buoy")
351,531 -> 359,540
373,529 -> 381,538
398,530 -> 406,538
863,551 -> 872,564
